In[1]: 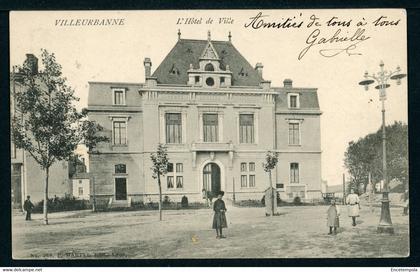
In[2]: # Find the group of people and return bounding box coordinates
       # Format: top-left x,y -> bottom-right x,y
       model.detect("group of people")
326,189 -> 361,235
22,188 -> 407,240
213,188 -> 363,239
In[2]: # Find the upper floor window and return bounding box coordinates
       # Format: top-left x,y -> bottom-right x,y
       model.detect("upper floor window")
288,93 -> 300,109
204,63 -> 214,71
113,120 -> 127,145
239,114 -> 255,144
11,141 -> 16,159
113,88 -> 126,105
115,164 -> 127,174
203,114 -> 218,142
288,122 -> 300,145
290,163 -> 299,183
165,113 -> 182,144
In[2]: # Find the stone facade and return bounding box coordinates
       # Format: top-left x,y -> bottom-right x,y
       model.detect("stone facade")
87,33 -> 322,205
11,54 -> 71,208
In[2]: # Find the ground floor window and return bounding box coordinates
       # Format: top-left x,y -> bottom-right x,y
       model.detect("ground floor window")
167,162 -> 183,189
290,163 -> 299,183
240,162 -> 256,188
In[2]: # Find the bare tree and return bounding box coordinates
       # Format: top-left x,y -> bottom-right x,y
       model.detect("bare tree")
150,144 -> 170,221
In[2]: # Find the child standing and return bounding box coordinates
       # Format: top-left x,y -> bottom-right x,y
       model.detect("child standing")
327,199 -> 340,235
212,191 -> 227,239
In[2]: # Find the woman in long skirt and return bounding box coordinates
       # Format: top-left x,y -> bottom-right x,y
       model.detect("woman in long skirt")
346,189 -> 360,226
212,191 -> 227,239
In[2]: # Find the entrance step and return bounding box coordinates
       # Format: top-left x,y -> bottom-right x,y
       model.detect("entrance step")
108,197 -> 132,209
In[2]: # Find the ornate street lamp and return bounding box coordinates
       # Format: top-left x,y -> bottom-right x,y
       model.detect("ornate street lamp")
358,61 -> 406,234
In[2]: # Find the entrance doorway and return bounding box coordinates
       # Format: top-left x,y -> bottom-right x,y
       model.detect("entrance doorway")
203,163 -> 221,197
115,178 -> 127,200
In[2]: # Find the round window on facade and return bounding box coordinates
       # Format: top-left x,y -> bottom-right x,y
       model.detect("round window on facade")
206,77 -> 215,86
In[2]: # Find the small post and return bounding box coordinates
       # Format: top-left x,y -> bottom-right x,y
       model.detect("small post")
232,177 -> 236,205
91,175 -> 96,212
368,172 -> 373,213
342,173 -> 346,205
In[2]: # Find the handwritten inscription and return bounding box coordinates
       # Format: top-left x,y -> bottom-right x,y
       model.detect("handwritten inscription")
298,28 -> 370,60
241,12 -> 401,60
244,12 -> 303,29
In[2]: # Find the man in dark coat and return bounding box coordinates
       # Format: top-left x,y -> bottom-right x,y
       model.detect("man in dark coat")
212,191 -> 227,239
24,195 -> 34,221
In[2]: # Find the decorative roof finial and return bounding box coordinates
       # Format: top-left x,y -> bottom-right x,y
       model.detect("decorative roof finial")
207,30 -> 211,41
177,29 -> 181,40
228,31 -> 232,42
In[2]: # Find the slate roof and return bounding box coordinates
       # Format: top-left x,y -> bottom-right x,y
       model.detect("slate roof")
152,39 -> 262,87
274,88 -> 320,110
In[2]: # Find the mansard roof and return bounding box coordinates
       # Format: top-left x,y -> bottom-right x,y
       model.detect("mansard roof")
152,39 -> 262,87
274,88 -> 320,110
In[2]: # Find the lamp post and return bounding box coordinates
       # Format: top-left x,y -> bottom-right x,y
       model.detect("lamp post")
358,60 -> 406,234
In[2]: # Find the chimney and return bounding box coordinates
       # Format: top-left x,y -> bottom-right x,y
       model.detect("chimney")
283,78 -> 293,88
260,80 -> 271,90
255,62 -> 263,79
144,57 -> 152,78
25,54 -> 38,75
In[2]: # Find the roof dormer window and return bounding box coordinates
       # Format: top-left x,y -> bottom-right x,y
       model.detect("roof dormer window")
238,68 -> 248,77
169,64 -> 180,75
205,63 -> 214,71
287,93 -> 300,109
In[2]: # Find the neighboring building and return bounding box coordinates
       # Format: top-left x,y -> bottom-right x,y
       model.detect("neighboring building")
87,31 -> 322,205
325,184 -> 345,199
71,173 -> 91,200
11,54 -> 71,209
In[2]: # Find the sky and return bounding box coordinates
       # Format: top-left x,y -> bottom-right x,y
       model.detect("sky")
10,9 -> 407,185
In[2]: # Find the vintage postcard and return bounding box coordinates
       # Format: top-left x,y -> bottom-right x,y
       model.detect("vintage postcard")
10,9 -> 408,259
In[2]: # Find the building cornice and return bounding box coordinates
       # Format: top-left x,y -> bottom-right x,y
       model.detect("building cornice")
86,105 -> 142,113
139,87 -> 275,95
276,110 -> 322,115
88,81 -> 144,87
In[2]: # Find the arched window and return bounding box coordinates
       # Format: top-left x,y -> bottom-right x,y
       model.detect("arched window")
204,63 -> 214,71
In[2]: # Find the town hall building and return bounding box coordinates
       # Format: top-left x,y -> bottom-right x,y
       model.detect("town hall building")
87,31 -> 322,206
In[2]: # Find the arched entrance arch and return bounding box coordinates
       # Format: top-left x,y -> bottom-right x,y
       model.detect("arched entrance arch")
199,159 -> 225,198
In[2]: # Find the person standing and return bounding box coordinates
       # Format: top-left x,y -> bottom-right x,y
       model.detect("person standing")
327,199 -> 340,235
212,191 -> 227,239
24,195 -> 34,221
402,189 -> 409,215
346,189 -> 360,226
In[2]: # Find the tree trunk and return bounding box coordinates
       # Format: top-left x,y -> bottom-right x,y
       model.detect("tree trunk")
269,170 -> 274,216
43,167 -> 49,225
158,175 -> 162,221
